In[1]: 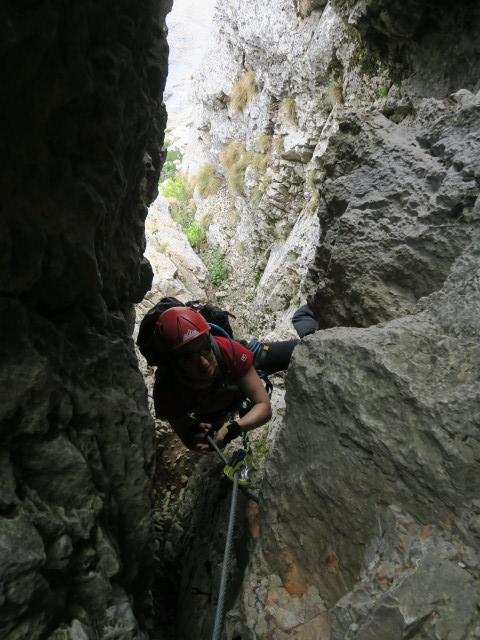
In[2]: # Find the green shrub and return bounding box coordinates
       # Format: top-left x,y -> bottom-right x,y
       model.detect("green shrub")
160,146 -> 183,181
201,246 -> 230,285
253,425 -> 270,463
161,175 -> 187,200
374,85 -> 389,100
230,70 -> 258,113
197,162 -> 223,198
185,223 -> 205,248
161,176 -> 195,229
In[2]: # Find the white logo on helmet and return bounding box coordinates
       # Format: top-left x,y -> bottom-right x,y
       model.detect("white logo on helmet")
183,329 -> 199,341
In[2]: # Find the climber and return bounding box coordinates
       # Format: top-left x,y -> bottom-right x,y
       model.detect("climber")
153,306 -> 273,451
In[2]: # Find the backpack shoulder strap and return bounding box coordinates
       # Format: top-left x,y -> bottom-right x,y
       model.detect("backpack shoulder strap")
210,336 -> 231,389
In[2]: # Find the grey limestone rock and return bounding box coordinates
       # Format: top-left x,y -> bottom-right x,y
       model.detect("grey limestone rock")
0,0 -> 170,637
308,90 -> 480,328
164,2 -> 480,638
237,224 -> 480,638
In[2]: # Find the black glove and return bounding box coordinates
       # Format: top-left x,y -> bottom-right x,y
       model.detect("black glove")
222,421 -> 242,447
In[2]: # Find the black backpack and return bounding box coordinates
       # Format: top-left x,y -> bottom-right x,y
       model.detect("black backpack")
136,297 -> 236,367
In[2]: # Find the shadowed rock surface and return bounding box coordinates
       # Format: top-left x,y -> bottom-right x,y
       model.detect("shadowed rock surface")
170,1 -> 480,639
0,1 -> 170,638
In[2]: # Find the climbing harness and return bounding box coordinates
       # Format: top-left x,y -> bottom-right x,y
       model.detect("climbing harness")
206,433 -> 258,640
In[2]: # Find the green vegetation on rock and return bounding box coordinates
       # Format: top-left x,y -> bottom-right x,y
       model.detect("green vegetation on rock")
201,246 -> 230,285
282,96 -> 296,123
161,176 -> 204,248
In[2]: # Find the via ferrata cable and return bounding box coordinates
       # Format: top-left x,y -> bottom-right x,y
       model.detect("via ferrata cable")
206,434 -> 258,639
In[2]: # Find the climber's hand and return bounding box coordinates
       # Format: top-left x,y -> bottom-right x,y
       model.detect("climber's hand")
192,421 -> 213,451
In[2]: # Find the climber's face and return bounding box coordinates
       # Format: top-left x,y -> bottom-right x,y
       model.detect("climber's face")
173,335 -> 217,380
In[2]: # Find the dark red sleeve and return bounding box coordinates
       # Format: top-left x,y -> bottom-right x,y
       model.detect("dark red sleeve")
215,337 -> 254,379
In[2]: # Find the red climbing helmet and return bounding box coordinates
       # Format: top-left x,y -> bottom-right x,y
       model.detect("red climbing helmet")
154,306 -> 211,353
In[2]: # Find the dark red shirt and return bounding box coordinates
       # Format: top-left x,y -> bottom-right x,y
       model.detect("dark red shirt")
153,337 -> 254,422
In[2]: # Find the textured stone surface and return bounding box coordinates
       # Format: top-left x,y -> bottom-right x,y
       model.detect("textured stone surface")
0,299 -> 157,639
144,193 -> 209,302
1,0 -> 170,312
188,0 -> 349,334
235,226 -> 480,638
169,3 -> 480,638
308,90 -> 480,328
186,0 -> 480,337
0,0 -> 170,638
332,0 -> 480,98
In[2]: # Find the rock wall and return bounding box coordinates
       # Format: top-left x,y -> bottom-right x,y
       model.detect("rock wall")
188,0 -> 480,336
0,1 -> 170,638
307,91 -> 480,328
244,225 -> 480,638
172,1 -> 480,638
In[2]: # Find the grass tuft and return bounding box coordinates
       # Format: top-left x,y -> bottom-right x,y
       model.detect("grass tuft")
220,141 -> 253,194
298,0 -> 313,18
161,176 -> 205,248
230,70 -> 258,113
250,153 -> 269,171
282,96 -> 296,123
273,136 -> 284,152
197,162 -> 223,198
308,191 -> 320,216
256,133 -> 272,154
325,81 -> 343,110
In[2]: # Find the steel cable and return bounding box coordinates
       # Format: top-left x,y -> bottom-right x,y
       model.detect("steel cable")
212,471 -> 239,640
